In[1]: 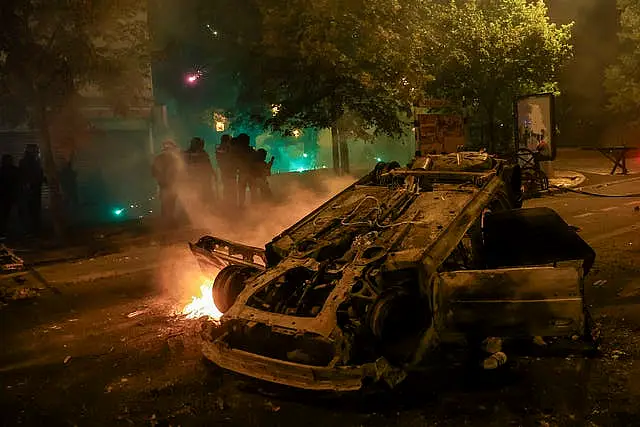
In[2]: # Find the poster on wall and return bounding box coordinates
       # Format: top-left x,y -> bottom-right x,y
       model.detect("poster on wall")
414,99 -> 465,156
514,93 -> 556,161
416,114 -> 438,154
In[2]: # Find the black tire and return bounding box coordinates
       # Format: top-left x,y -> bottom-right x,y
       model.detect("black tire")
502,164 -> 523,208
368,287 -> 431,364
212,265 -> 258,313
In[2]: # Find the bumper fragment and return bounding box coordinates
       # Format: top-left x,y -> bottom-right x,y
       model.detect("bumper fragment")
202,340 -> 400,392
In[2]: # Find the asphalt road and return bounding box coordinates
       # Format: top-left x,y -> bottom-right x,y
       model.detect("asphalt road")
2,181 -> 640,427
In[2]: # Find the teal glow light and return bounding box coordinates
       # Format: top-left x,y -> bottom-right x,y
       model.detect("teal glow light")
375,157 -> 382,162
289,158 -> 312,173
113,208 -> 125,216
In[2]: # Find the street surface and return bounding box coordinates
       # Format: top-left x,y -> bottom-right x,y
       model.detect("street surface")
1,176 -> 640,426
553,148 -> 640,177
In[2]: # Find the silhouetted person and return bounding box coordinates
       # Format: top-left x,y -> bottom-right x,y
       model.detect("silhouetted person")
536,128 -> 550,158
18,144 -> 45,235
253,148 -> 274,202
234,133 -> 256,209
216,134 -> 237,208
184,137 -> 217,209
152,140 -> 183,227
0,154 -> 19,237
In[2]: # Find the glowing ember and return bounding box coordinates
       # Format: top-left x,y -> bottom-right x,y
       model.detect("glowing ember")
182,278 -> 223,321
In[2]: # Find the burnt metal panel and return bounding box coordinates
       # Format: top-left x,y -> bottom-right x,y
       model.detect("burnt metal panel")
483,207 -> 596,273
439,267 -> 584,338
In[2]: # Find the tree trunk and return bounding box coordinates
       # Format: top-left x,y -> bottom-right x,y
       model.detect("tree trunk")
38,107 -> 67,240
339,138 -> 350,175
331,126 -> 341,175
486,106 -> 496,154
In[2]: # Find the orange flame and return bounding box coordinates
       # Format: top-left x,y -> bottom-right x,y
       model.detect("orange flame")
182,277 -> 223,321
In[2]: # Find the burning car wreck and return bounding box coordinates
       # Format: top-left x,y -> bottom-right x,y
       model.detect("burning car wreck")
189,152 -> 596,392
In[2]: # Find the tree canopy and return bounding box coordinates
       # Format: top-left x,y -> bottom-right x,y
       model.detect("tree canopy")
605,0 -> 640,116
0,0 -> 149,236
190,0 -> 428,138
420,0 -> 573,150
188,0 -> 571,147
0,0 -> 149,124
255,0 -> 429,137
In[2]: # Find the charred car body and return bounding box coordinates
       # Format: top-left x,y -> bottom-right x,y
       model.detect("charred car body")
190,152 -> 595,391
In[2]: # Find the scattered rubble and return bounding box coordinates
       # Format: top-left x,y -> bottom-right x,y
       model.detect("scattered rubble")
610,349 -> 628,360
0,282 -> 40,305
533,336 -> 548,347
264,401 -> 281,412
0,245 -> 25,273
482,337 -> 503,354
127,309 -> 149,318
483,352 -> 508,370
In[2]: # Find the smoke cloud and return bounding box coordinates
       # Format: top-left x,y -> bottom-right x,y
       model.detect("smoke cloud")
155,169 -> 359,305
179,171 -> 357,246
547,0 -> 620,145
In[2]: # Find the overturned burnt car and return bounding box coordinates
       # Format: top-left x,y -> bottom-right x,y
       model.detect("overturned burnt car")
190,152 -> 596,391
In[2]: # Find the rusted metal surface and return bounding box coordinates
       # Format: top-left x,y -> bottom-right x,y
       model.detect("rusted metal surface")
190,236 -> 266,272
201,340 -> 403,392
438,267 -> 584,338
190,152 -> 595,391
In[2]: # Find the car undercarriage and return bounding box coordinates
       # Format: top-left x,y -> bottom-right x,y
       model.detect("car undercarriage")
190,152 -> 596,391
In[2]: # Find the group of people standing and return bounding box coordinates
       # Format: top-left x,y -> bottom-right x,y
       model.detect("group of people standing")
0,144 -> 45,237
216,133 -> 274,208
152,133 -> 275,226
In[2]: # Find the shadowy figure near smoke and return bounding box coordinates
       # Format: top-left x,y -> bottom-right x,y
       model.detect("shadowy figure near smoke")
155,147 -> 358,304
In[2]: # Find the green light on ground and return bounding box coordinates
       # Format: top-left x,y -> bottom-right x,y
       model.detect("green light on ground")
113,208 -> 125,216
376,157 -> 382,162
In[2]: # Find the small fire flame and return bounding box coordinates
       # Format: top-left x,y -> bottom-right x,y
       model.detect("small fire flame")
182,278 -> 223,321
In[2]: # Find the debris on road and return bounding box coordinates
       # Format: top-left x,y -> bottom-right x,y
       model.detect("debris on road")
483,352 -> 508,370
593,280 -> 608,287
0,282 -> 40,305
610,349 -> 628,360
216,397 -> 225,411
533,336 -> 548,347
549,171 -> 587,189
483,337 -> 503,354
126,309 -> 149,318
264,401 -> 281,412
0,245 -> 25,273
